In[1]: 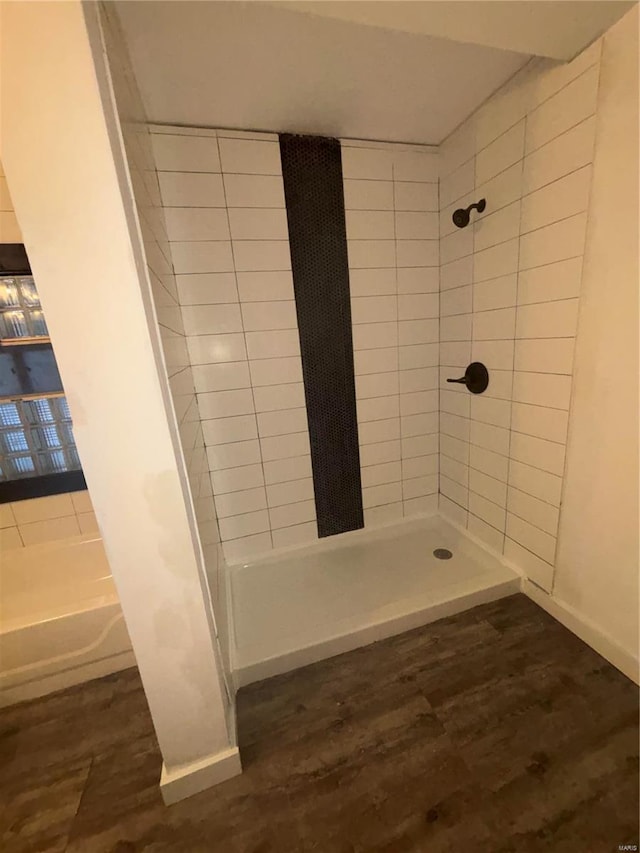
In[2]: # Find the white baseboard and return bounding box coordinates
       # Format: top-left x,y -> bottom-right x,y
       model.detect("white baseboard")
523,579 -> 639,685
160,746 -> 242,806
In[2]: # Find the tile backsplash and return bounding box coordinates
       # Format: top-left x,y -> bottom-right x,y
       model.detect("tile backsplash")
152,127 -> 439,564
0,491 -> 98,550
438,41 -> 602,591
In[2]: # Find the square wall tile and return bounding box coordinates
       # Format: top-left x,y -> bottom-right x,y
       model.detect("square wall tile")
236,270 -> 294,302
473,202 -> 521,253
525,66 -> 599,155
393,150 -> 438,182
249,356 -> 303,387
228,208 -> 289,240
269,500 -> 316,530
171,241 -> 234,275
506,513 -> 556,563
348,240 -> 396,269
349,268 -> 397,297
511,403 -> 569,444
395,211 -> 439,240
475,121 -> 525,185
193,361 -> 250,393
351,295 -> 397,324
360,440 -> 401,466
241,300 -> 297,331
151,133 -> 221,172
473,274 -> 517,313
158,172 -> 225,207
522,116 -> 596,195
177,273 -> 238,305
218,138 -> 282,174
343,179 -> 394,211
514,338 -> 575,374
11,494 -> 75,524
223,174 -> 286,208
394,182 -> 438,212
223,533 -> 272,565
517,257 -> 582,305
359,418 -> 401,444
363,482 -> 403,508
187,333 -> 247,365
266,477 -> 314,508
272,522 -> 318,550
253,382 -> 305,412
207,439 -> 261,471
399,319 -> 438,346
245,329 -> 301,359
232,240 -> 292,272
399,294 -> 439,320
474,239 -> 519,283
346,210 -> 395,240
397,267 -> 439,294
507,486 -> 560,537
469,492 -> 506,532
520,166 -> 591,234
264,455 -> 313,485
352,322 -> 398,350
182,303 -> 242,336
257,407 -> 309,438
342,147 -> 392,180
519,214 -> 587,271
203,414 -> 258,446
512,371 -> 572,409
215,487 -> 267,519
399,343 -> 439,369
164,208 -> 230,241
260,432 -> 311,462
508,460 -> 562,506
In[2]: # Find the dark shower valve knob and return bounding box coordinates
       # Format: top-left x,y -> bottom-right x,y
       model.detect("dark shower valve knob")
447,362 -> 489,394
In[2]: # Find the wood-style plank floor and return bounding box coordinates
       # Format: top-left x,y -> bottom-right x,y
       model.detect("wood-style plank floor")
1,594 -> 638,852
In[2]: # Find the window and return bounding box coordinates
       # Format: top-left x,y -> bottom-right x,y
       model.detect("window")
0,245 -> 85,501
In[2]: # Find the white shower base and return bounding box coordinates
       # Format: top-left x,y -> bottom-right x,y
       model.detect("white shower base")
229,515 -> 520,688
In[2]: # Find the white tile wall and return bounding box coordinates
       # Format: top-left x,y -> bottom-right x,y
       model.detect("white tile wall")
438,42 -> 601,590
0,491 -> 101,550
343,140 -> 439,524
154,127 -> 316,563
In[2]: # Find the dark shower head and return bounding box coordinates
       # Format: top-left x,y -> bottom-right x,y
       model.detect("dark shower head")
452,198 -> 486,229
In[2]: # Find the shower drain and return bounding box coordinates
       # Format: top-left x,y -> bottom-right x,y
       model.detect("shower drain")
433,548 -> 453,560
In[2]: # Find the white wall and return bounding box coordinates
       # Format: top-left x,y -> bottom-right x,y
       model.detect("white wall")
98,5 -> 232,679
554,6 -> 639,669
0,0 -> 238,802
0,156 -> 22,242
1,158 -> 100,551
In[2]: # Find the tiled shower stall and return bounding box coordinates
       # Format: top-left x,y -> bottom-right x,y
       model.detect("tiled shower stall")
101,0 -> 603,682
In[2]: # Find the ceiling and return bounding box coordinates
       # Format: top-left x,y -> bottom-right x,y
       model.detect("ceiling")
115,1 -> 530,145
273,1 -> 636,61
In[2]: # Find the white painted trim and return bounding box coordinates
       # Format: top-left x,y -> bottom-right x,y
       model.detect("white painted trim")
523,579 -> 639,685
160,747 -> 242,806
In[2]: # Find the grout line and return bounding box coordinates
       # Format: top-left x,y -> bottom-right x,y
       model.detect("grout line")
548,56 -> 605,590
215,136 -> 273,551
438,58 -> 600,181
